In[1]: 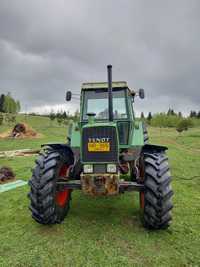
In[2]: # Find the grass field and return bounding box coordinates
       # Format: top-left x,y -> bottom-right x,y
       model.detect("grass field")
0,115 -> 200,266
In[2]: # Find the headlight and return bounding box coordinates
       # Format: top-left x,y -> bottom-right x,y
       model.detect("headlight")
83,164 -> 93,173
107,164 -> 117,173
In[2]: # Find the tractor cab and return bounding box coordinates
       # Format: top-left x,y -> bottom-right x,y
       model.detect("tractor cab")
81,82 -> 133,145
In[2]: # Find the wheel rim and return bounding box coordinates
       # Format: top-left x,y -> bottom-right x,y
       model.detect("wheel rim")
56,190 -> 70,207
55,165 -> 70,207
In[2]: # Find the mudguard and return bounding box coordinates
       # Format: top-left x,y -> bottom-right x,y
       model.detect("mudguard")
142,144 -> 168,153
41,143 -> 74,165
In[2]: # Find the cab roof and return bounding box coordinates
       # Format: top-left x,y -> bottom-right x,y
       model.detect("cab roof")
81,81 -> 128,90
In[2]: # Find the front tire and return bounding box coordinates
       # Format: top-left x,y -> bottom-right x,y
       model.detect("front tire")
28,148 -> 74,224
140,151 -> 173,229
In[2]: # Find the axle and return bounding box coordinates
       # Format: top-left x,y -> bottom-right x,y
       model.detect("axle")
56,180 -> 144,193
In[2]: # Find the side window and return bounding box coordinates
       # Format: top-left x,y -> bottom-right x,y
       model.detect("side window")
113,90 -> 128,119
113,97 -> 127,119
117,122 -> 129,144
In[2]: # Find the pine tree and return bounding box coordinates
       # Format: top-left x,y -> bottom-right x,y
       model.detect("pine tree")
63,111 -> 67,119
167,108 -> 176,116
167,108 -> 172,116
0,94 -> 5,112
147,112 -> 152,121
171,109 -> 176,116
140,112 -> 145,119
190,110 -> 197,118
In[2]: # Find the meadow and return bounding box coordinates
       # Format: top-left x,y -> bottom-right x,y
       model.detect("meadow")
0,115 -> 200,266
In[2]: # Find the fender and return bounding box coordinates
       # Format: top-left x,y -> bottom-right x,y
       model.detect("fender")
41,143 -> 74,165
142,144 -> 168,153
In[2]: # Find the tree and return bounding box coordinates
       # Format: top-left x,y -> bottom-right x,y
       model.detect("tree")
0,93 -> 21,113
171,109 -> 176,116
150,113 -> 181,128
197,111 -> 200,119
176,119 -> 193,134
167,108 -> 176,116
63,111 -> 67,119
178,112 -> 182,118
140,112 -> 145,119
74,109 -> 80,122
190,110 -> 197,118
147,112 -> 152,122
49,111 -> 56,125
0,94 -> 5,112
0,113 -> 3,125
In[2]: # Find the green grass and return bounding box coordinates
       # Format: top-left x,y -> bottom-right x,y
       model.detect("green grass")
0,116 -> 200,266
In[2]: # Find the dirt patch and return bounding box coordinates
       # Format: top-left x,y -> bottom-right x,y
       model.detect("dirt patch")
0,166 -> 15,184
0,123 -> 41,139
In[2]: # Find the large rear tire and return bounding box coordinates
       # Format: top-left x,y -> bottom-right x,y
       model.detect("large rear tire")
140,151 -> 173,229
28,148 -> 74,224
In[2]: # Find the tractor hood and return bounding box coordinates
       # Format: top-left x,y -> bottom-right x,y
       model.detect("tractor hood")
81,121 -> 119,164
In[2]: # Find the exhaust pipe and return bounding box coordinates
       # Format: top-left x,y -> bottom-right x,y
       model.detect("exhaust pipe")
107,65 -> 113,121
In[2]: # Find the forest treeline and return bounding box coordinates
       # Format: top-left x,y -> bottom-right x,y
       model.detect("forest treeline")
141,108 -> 200,132
0,93 -> 21,113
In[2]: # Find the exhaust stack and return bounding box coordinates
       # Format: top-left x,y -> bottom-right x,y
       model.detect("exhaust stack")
107,65 -> 113,121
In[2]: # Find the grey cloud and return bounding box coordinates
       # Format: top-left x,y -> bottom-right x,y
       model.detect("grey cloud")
0,0 -> 199,114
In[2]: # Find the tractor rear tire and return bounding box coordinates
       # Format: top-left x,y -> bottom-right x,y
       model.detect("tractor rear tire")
140,151 -> 173,229
28,148 -> 73,224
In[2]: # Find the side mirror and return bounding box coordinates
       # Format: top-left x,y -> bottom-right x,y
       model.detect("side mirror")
139,88 -> 145,99
66,91 -> 72,101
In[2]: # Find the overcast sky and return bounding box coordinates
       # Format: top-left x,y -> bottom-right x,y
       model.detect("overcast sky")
0,0 -> 199,116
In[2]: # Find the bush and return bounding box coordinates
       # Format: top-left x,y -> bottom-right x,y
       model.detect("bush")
176,119 -> 193,133
4,113 -> 16,125
150,113 -> 181,128
57,117 -> 63,126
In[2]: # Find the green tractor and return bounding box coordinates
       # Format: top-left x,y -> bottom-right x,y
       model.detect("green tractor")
28,65 -> 173,229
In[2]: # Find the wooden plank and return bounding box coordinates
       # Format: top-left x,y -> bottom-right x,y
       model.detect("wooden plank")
0,149 -> 40,158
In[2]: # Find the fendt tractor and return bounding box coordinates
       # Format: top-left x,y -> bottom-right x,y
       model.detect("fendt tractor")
28,65 -> 173,229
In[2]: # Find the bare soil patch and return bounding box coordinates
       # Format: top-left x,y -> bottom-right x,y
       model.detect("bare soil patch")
0,123 -> 42,139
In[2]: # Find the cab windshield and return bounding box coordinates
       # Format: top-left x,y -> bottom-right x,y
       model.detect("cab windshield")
82,88 -> 128,120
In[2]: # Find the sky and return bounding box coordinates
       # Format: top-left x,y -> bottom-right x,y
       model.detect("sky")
0,0 -> 199,116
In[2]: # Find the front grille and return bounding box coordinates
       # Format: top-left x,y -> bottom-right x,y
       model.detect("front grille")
82,126 -> 118,163
93,164 -> 106,173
